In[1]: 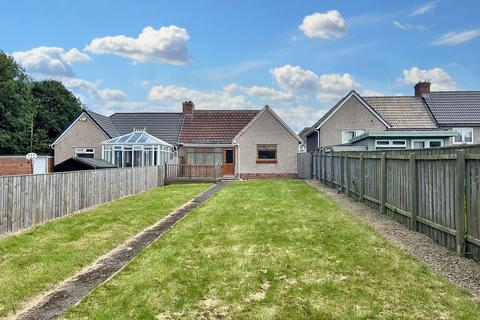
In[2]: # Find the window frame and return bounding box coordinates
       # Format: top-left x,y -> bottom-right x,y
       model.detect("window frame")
452,128 -> 474,144
374,140 -> 407,150
75,147 -> 95,158
411,139 -> 444,149
256,144 -> 277,163
341,129 -> 365,144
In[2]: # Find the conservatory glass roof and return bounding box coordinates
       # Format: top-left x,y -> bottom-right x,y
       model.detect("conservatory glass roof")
102,131 -> 173,147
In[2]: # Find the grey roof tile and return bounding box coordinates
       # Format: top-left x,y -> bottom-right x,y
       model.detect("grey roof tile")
363,96 -> 437,129
423,91 -> 480,125
86,110 -> 120,138
109,112 -> 183,145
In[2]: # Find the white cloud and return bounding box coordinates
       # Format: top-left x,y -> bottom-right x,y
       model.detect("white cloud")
85,25 -> 190,65
98,88 -> 127,101
393,21 -> 427,31
224,83 -> 296,102
147,84 -> 247,109
270,64 -> 361,101
411,1 -> 436,16
399,67 -> 457,90
275,106 -> 325,132
316,73 -> 360,101
299,10 -> 347,39
11,46 -> 90,77
270,65 -> 318,92
433,29 -> 480,46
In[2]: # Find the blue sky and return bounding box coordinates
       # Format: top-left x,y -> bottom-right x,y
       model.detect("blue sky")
2,0 -> 480,130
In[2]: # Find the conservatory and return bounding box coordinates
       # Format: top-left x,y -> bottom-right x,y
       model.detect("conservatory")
101,130 -> 175,168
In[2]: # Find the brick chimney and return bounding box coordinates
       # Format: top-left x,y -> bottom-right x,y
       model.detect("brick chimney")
182,101 -> 194,115
414,81 -> 431,97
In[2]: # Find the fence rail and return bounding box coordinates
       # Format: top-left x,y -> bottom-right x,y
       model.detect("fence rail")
0,166 -> 165,236
165,164 -> 222,182
299,146 -> 480,262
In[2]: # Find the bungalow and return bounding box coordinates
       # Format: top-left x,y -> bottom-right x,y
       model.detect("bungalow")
303,81 -> 480,151
51,102 -> 301,178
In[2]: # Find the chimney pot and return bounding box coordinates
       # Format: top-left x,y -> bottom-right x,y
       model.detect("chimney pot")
182,101 -> 194,115
414,81 -> 431,97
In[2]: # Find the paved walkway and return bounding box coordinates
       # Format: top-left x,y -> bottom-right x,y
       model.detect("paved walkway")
307,179 -> 480,299
15,182 -> 229,320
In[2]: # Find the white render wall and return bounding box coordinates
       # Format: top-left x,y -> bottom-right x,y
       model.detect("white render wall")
236,109 -> 298,175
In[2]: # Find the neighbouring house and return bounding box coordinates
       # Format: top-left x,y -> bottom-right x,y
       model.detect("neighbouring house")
422,88 -> 480,145
50,111 -> 182,166
177,102 -> 301,179
303,81 -> 480,151
0,155 -> 53,176
52,157 -> 117,172
52,101 -> 301,178
298,127 -> 311,153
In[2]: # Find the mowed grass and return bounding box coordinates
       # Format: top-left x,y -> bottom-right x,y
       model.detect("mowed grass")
0,183 -> 211,318
63,180 -> 480,319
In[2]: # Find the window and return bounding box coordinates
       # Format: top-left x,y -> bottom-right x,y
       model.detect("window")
341,130 -> 364,144
452,128 -> 473,144
75,148 -> 94,158
257,144 -> 277,163
412,140 -> 443,149
187,148 -> 223,165
374,140 -> 406,150
429,140 -> 442,148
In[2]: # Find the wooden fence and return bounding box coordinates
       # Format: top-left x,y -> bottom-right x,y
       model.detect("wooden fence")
165,164 -> 222,182
0,166 -> 165,236
300,145 -> 480,261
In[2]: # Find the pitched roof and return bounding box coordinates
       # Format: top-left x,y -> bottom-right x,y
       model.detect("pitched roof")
363,96 -> 437,129
73,157 -> 117,169
109,113 -> 183,145
298,127 -> 311,140
310,91 -> 390,133
86,110 -> 120,137
423,91 -> 480,125
179,110 -> 259,144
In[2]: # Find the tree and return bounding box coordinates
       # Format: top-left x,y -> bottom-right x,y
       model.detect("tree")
0,51 -> 83,155
0,51 -> 35,154
31,80 -> 83,154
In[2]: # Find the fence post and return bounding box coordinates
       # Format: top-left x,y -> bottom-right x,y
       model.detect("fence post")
330,151 -> 334,187
380,152 -> 386,214
340,152 -> 345,192
409,153 -> 418,231
345,154 -> 350,198
317,152 -> 321,181
359,153 -> 364,203
455,149 -> 466,257
164,162 -> 167,180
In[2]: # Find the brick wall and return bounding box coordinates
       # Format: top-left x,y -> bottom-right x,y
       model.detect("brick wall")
0,157 -> 32,176
239,173 -> 298,179
0,156 -> 54,176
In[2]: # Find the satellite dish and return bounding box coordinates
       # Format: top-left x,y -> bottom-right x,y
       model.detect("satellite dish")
26,152 -> 37,160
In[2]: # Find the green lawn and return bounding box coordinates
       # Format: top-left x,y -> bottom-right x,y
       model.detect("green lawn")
63,180 -> 480,319
0,183 -> 211,318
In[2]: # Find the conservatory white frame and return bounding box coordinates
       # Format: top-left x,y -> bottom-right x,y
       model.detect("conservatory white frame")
101,130 -> 174,168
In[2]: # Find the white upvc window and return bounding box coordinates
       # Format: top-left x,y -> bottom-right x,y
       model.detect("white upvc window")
374,140 -> 407,150
452,128 -> 473,144
341,129 -> 365,144
412,139 -> 443,149
75,147 -> 95,158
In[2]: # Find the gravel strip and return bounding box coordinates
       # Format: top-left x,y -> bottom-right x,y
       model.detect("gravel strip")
14,181 -> 229,320
306,179 -> 480,299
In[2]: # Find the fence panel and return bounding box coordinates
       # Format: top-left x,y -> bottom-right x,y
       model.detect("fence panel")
466,159 -> 480,260
297,145 -> 480,262
0,165 -> 165,236
297,153 -> 312,179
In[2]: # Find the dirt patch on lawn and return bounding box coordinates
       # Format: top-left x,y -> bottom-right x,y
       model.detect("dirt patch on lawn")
14,182 -> 229,320
306,180 -> 480,299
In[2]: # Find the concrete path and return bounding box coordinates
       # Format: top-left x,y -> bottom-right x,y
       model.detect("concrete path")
15,182 -> 229,320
